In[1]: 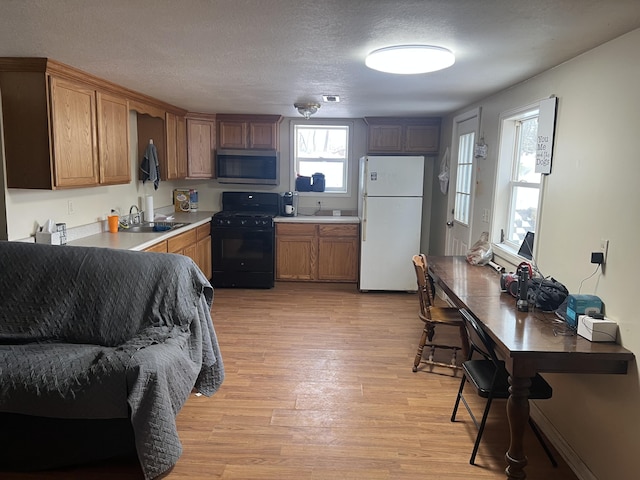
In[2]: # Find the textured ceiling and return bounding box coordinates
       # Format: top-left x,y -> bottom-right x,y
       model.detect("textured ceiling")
1,0 -> 639,118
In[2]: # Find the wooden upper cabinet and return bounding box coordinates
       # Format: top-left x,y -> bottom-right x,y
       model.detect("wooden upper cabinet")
49,77 -> 99,187
217,114 -> 282,150
367,124 -> 403,153
365,117 -> 441,155
176,115 -> 188,179
404,124 -> 439,153
186,114 -> 216,178
165,112 -> 178,180
249,122 -> 279,149
0,59 -> 134,189
164,112 -> 188,180
97,91 -> 130,185
218,120 -> 247,149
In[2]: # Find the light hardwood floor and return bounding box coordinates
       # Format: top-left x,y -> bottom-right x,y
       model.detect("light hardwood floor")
4,282 -> 579,480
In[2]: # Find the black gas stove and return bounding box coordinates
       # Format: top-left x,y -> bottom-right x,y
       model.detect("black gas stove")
210,192 -> 281,288
212,211 -> 275,228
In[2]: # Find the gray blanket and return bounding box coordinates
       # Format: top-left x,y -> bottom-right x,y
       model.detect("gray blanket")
0,241 -> 224,479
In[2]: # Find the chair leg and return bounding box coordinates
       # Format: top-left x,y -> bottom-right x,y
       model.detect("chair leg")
470,395 -> 494,465
528,418 -> 558,467
412,324 -> 429,372
451,374 -> 467,422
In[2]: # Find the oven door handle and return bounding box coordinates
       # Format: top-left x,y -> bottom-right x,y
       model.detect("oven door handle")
211,227 -> 274,234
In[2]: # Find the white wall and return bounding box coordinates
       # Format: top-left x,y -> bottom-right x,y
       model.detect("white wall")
431,29 -> 640,480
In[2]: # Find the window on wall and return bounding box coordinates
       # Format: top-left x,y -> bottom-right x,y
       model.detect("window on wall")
493,103 -> 544,258
292,122 -> 350,194
454,132 -> 475,225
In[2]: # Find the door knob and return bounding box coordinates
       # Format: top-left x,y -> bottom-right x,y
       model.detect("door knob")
446,221 -> 454,227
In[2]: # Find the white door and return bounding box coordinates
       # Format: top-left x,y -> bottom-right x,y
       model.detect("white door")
360,196 -> 422,291
446,109 -> 479,255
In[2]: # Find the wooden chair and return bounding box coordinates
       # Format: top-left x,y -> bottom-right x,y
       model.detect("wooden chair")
411,254 -> 469,372
451,308 -> 557,466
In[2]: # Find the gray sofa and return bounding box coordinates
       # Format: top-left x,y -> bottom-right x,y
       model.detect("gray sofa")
0,241 -> 224,479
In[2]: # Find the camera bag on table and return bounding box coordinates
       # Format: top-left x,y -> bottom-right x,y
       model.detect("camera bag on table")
527,277 -> 569,311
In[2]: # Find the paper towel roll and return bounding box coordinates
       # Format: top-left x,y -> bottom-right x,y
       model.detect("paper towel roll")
145,195 -> 154,221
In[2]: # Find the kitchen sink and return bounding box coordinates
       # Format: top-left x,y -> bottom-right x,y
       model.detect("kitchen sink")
119,221 -> 190,233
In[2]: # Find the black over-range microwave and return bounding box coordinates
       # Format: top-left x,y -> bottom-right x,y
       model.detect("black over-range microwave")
216,149 -> 279,185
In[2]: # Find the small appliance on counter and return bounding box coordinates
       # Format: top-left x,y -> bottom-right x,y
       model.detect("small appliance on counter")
281,191 -> 299,216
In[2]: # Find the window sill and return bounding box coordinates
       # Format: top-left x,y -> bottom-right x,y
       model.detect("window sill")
491,243 -> 530,271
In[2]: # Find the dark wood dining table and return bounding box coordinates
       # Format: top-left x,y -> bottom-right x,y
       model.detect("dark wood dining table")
428,256 -> 634,480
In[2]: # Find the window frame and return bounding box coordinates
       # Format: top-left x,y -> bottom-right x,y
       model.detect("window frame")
453,131 -> 476,226
289,119 -> 353,196
491,102 -> 546,264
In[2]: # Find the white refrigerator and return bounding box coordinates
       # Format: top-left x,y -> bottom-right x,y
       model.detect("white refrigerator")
358,155 -> 425,291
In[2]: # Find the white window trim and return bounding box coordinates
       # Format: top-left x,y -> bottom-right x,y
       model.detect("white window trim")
491,100 -> 547,268
289,119 -> 354,197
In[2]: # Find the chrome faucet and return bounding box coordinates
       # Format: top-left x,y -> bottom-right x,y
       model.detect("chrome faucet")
129,205 -> 141,224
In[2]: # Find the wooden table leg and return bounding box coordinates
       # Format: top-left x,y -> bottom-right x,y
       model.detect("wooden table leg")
505,375 -> 531,480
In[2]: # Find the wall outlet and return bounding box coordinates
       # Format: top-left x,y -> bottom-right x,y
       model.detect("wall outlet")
67,200 -> 75,215
600,239 -> 609,264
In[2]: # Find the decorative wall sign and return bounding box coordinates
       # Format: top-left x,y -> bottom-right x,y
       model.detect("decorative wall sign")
535,96 -> 558,174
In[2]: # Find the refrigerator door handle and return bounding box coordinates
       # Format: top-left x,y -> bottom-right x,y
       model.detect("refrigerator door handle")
362,196 -> 367,242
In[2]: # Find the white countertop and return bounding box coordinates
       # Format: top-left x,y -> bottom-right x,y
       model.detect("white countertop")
274,215 -> 360,224
66,210 -> 360,251
67,211 -> 215,251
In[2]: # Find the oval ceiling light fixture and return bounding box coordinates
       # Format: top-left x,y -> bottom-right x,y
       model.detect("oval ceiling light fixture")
365,45 -> 455,74
294,102 -> 321,119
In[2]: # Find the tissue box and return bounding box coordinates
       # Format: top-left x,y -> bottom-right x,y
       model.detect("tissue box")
35,231 -> 63,245
577,315 -> 618,342
566,294 -> 602,328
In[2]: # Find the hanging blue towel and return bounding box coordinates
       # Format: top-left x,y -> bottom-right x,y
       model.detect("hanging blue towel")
140,142 -> 160,190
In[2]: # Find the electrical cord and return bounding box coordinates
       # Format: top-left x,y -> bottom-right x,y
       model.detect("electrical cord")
578,264 -> 601,294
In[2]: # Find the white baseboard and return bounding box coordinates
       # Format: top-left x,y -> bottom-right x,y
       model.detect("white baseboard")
530,403 -> 597,480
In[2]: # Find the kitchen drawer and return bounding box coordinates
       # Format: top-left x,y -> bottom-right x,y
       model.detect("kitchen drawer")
318,224 -> 359,237
196,223 -> 210,240
144,240 -> 168,253
276,223 -> 317,236
168,229 -> 197,253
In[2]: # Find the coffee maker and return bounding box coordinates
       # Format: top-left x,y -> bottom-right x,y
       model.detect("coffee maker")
281,191 -> 299,216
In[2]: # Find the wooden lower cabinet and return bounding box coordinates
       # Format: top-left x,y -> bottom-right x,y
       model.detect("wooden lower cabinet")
318,225 -> 359,281
276,223 -> 318,281
276,222 -> 359,282
143,240 -> 167,253
195,224 -> 212,280
143,222 -> 212,279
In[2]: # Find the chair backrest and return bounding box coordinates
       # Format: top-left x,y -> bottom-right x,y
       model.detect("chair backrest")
413,253 -> 437,301
459,308 -> 500,364
412,254 -> 433,319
